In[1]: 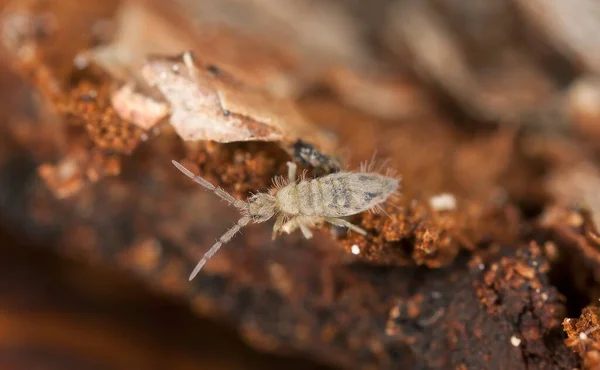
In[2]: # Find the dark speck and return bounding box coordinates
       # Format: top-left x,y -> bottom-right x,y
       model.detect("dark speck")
79,90 -> 97,101
207,64 -> 222,75
223,110 -> 231,116
364,192 -> 378,201
358,175 -> 371,182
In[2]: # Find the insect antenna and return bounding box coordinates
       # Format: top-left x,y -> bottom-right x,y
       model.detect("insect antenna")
172,160 -> 247,210
189,216 -> 251,280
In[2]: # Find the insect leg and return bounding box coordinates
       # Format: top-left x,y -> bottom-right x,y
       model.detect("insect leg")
272,214 -> 285,240
287,161 -> 298,182
299,224 -> 313,239
282,216 -> 324,239
189,216 -> 250,281
324,217 -> 367,236
183,51 -> 198,77
281,217 -> 300,234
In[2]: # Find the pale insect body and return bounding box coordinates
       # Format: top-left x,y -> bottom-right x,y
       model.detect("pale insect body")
172,159 -> 400,281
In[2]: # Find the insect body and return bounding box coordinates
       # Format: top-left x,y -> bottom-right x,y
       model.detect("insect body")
172,159 -> 400,281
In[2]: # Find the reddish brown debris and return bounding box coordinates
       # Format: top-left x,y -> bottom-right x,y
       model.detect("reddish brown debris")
37,148 -> 120,199
564,305 -> 600,370
476,243 -> 566,341
177,141 -> 289,200
442,244 -> 577,369
117,237 -> 163,274
539,205 -> 600,301
381,244 -> 578,369
334,195 -> 521,268
337,199 -> 463,268
59,65 -> 146,154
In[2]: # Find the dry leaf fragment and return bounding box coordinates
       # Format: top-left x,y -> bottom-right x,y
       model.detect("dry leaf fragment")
111,83 -> 170,130
140,54 -> 281,143
140,53 -> 335,151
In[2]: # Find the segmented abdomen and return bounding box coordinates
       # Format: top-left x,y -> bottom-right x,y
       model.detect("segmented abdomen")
278,172 -> 398,217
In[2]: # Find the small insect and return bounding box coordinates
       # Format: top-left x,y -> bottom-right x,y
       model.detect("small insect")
172,159 -> 400,281
293,139 -> 341,175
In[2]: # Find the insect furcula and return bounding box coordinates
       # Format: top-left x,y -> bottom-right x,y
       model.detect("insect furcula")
172,159 -> 401,281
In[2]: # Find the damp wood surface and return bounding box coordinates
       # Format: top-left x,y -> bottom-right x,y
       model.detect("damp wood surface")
2,0 -> 600,369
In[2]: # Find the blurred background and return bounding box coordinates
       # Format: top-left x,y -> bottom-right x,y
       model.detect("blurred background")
2,0 -> 600,369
